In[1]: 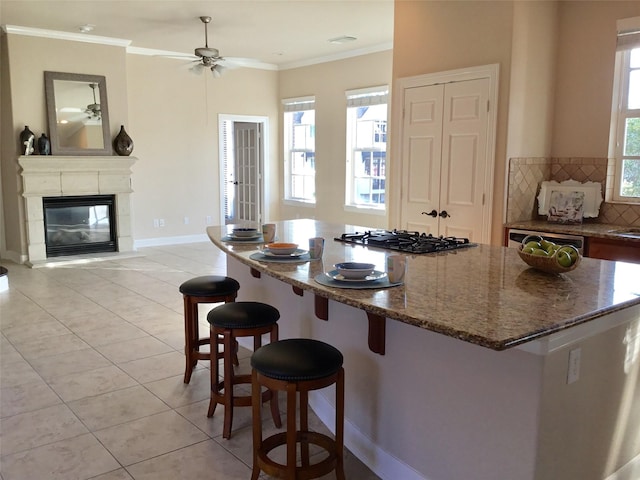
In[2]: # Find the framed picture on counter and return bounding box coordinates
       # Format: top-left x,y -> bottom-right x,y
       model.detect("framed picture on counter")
547,190 -> 584,224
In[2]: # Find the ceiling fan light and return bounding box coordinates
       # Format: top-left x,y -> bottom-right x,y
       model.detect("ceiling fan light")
211,64 -> 225,78
190,63 -> 205,75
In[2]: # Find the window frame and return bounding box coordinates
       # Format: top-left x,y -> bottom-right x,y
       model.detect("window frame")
611,17 -> 640,203
282,97 -> 316,204
344,86 -> 389,212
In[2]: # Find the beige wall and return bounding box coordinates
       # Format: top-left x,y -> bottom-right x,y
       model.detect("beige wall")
392,1 -> 514,245
552,1 -> 640,157
278,50 -> 392,229
126,54 -> 279,240
506,1 -> 558,160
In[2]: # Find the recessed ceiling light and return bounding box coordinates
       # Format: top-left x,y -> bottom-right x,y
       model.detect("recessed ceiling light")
328,35 -> 357,45
79,24 -> 95,33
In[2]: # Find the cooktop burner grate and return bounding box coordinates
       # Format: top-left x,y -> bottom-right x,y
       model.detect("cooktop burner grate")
334,230 -> 477,254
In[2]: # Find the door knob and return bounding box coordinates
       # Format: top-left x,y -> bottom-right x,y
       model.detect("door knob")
439,210 -> 450,218
229,181 -> 239,185
422,210 -> 438,218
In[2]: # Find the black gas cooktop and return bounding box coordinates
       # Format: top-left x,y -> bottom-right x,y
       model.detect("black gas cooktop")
334,230 -> 477,254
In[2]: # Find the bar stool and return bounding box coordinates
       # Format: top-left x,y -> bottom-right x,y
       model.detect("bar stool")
179,275 -> 240,384
250,338 -> 345,480
207,301 -> 282,439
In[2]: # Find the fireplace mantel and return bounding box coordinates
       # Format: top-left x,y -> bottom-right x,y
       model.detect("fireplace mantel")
19,155 -> 137,265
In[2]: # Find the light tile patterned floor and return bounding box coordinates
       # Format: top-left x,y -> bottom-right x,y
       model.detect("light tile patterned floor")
0,243 -> 380,480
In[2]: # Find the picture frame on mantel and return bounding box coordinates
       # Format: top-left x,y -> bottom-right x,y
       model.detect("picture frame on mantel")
44,71 -> 113,156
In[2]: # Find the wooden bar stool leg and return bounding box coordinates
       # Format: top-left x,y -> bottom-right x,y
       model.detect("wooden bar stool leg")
233,338 -> 240,366
183,297 -> 194,384
207,327 -> 221,418
222,329 -> 235,439
300,389 -> 310,469
268,324 -> 282,428
336,367 -> 346,480
251,370 -> 262,480
286,383 -> 297,479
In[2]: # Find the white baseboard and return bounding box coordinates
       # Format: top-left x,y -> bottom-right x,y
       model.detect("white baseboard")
309,391 -> 429,480
605,454 -> 640,480
134,234 -> 209,248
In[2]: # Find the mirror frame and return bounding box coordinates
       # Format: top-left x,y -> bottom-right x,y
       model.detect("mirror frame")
44,71 -> 113,156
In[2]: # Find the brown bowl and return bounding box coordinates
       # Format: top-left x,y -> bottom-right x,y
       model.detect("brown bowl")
517,246 -> 581,274
264,242 -> 298,255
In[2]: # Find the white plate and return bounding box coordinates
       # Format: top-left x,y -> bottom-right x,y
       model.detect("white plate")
326,269 -> 387,283
262,248 -> 308,258
228,233 -> 261,240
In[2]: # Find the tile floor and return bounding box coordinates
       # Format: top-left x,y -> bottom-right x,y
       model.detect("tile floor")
0,242 -> 380,480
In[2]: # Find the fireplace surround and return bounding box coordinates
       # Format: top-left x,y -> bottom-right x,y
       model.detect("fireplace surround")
19,156 -> 136,265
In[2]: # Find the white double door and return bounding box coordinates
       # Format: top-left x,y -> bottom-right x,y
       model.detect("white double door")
400,77 -> 491,242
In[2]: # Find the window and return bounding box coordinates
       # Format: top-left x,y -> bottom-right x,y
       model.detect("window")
345,86 -> 388,209
283,97 -> 315,203
612,18 -> 640,202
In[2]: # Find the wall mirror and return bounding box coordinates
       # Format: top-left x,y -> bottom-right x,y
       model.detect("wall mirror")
44,71 -> 112,155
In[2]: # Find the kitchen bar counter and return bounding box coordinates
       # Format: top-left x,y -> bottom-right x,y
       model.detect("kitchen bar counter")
207,219 -> 640,480
506,219 -> 640,243
207,219 -> 640,351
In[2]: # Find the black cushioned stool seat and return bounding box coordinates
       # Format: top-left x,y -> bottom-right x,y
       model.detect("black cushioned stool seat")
179,275 -> 240,384
250,338 -> 345,480
207,301 -> 282,439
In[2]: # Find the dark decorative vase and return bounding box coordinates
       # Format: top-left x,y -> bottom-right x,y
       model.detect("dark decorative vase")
20,126 -> 35,156
114,125 -> 134,156
37,133 -> 51,155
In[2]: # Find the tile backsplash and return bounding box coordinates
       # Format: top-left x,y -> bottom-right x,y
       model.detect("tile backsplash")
506,157 -> 640,227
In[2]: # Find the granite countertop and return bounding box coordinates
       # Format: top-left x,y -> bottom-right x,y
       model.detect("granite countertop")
207,220 -> 640,351
505,220 -> 640,243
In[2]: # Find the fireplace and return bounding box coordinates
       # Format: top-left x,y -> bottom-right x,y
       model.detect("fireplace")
43,195 -> 117,257
19,156 -> 136,265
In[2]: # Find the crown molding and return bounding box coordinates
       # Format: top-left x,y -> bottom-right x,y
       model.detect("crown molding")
279,42 -> 393,70
2,25 -> 131,47
2,24 -> 391,70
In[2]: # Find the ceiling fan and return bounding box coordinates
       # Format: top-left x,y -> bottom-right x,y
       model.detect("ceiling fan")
189,16 -> 226,77
84,83 -> 101,119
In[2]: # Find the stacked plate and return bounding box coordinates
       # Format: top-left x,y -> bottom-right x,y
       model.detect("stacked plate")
225,228 -> 262,241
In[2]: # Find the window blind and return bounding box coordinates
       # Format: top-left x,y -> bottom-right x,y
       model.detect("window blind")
282,96 -> 315,112
617,16 -> 640,51
346,86 -> 389,107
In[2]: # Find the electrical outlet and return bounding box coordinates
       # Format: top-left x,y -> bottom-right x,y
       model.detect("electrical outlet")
153,219 -> 159,228
567,348 -> 581,384
206,216 -> 212,225
184,216 -> 189,225
159,219 -> 165,227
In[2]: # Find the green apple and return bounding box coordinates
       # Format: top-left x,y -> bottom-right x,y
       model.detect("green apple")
546,244 -> 561,254
524,241 -> 542,250
557,245 -> 580,266
556,250 -> 573,268
522,235 -> 543,246
540,239 -> 556,251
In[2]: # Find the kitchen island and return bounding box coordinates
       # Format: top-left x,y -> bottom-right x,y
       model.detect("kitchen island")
207,219 -> 640,480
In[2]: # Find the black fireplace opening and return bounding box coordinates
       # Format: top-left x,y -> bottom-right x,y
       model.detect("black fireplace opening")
43,195 -> 117,257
